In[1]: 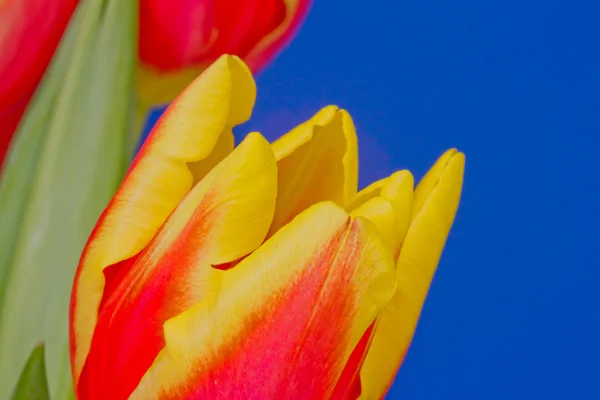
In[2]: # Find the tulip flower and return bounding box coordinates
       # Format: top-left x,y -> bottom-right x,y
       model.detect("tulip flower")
70,55 -> 464,399
0,0 -> 79,166
137,0 -> 311,107
1,1 -> 311,166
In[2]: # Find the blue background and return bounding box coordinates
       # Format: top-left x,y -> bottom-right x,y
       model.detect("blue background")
144,1 -> 600,398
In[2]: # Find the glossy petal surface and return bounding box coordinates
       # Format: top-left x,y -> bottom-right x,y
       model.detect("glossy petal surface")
129,202 -> 395,399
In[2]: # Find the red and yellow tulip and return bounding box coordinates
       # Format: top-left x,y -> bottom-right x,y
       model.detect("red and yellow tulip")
0,0 -> 78,165
0,0 -> 310,166
137,0 -> 311,106
69,55 -> 464,399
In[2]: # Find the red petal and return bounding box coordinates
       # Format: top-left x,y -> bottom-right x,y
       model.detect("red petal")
331,323 -> 376,400
0,0 -> 78,165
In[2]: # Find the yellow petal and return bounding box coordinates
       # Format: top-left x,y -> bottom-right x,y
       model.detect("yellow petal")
350,170 -> 414,257
380,171 -> 415,247
268,107 -> 358,235
350,197 -> 397,253
412,148 -> 457,219
130,202 -> 395,399
359,150 -> 465,399
70,55 -> 256,384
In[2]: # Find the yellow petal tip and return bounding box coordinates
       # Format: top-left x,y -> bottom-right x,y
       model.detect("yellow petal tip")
412,148 -> 464,218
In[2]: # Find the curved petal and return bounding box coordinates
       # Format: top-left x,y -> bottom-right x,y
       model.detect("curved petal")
349,170 -> 414,258
129,202 -> 395,399
245,0 -> 312,72
269,106 -> 358,235
377,171 -> 414,249
358,150 -> 465,399
0,0 -> 78,109
69,55 -> 256,387
0,0 -> 78,164
350,197 -> 397,253
211,0 -> 287,60
411,148 -> 458,219
139,0 -> 216,71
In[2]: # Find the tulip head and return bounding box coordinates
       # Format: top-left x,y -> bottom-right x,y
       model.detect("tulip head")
70,55 -> 464,399
137,0 -> 311,106
0,0 -> 78,164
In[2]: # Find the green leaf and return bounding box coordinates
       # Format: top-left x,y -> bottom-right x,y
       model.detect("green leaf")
11,344 -> 50,400
0,0 -> 138,399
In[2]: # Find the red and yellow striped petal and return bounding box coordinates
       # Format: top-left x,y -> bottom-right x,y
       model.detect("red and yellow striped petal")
128,202 -> 395,399
268,106 -> 358,235
77,133 -> 277,400
358,149 -> 465,399
69,55 -> 256,389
